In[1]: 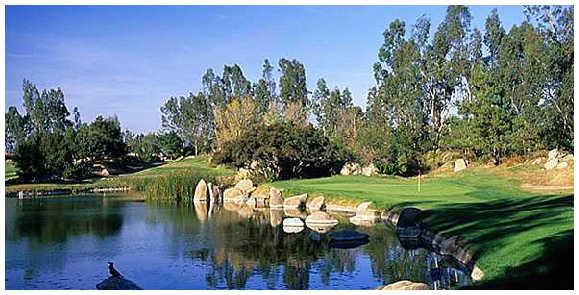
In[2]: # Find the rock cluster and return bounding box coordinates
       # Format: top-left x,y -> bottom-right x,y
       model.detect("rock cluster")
544,148 -> 573,170
340,162 -> 379,176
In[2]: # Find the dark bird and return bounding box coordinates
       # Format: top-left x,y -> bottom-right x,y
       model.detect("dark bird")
108,262 -> 122,277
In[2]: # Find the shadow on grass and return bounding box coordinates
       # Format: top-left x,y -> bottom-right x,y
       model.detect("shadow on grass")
412,194 -> 573,289
468,229 -> 573,289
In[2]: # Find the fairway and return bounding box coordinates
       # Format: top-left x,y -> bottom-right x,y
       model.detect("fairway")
273,168 -> 573,288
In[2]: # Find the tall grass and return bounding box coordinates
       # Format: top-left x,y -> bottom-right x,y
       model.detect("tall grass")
109,171 -> 234,202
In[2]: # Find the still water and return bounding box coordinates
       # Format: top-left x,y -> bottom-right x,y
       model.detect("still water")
6,194 -> 471,290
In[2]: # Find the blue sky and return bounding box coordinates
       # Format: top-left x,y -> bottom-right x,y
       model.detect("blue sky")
6,5 -> 527,133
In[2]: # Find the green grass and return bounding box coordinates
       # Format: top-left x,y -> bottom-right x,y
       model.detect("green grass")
5,160 -> 19,180
5,156 -> 235,198
273,168 -> 573,289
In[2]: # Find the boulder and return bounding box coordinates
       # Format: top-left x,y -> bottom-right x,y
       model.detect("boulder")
96,276 -> 142,290
282,225 -> 304,234
471,266 -> 485,281
556,161 -> 569,169
194,201 -> 208,222
378,280 -> 429,290
193,179 -> 208,202
283,207 -> 308,219
306,196 -> 325,211
269,187 -> 284,208
561,154 -> 574,162
361,163 -> 378,176
396,207 -> 422,227
548,148 -> 559,160
283,217 -> 305,227
454,159 -> 468,172
284,193 -> 307,209
246,196 -> 267,209
544,158 -> 558,170
270,209 -> 283,227
223,187 -> 248,203
531,158 -> 542,165
340,162 -> 362,176
210,184 -> 221,202
353,201 -> 380,221
235,179 -> 256,194
305,211 -> 338,226
349,216 -> 377,226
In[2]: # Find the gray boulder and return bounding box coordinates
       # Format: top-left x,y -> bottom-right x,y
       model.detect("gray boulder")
306,196 -> 325,211
396,207 -> 422,227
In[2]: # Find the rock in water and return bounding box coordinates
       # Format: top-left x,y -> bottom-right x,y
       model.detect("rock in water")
223,187 -> 248,203
454,159 -> 467,172
377,280 -> 429,290
235,179 -> 256,194
305,211 -> 338,225
306,196 -> 325,211
284,193 -> 307,209
194,179 -> 208,202
269,187 -> 284,209
396,207 -> 422,227
96,276 -> 143,290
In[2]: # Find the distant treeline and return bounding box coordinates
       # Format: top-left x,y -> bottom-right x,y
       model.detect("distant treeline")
6,5 -> 574,180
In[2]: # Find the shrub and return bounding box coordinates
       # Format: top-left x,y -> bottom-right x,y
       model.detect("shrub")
213,122 -> 353,180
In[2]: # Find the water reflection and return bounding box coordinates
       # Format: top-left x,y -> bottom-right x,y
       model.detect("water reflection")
6,195 -> 472,290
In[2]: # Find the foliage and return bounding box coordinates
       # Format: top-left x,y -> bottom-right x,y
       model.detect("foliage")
157,131 -> 184,160
213,97 -> 259,151
76,115 -> 126,162
213,121 -> 353,180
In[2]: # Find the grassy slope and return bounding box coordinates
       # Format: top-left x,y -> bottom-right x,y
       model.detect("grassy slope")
5,157 -> 234,193
273,168 -> 573,289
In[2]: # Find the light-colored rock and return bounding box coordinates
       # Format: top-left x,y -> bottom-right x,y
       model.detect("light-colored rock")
561,154 -> 574,162
194,201 -> 208,222
544,158 -> 558,170
223,187 -> 248,203
270,209 -> 283,227
531,158 -> 542,165
269,187 -> 284,209
378,280 -> 429,290
556,161 -> 569,169
194,179 -> 208,202
361,163 -> 378,176
340,162 -> 362,176
235,179 -> 256,194
471,266 -> 485,281
353,201 -> 380,221
306,196 -> 325,211
284,193 -> 307,209
283,207 -> 308,219
454,159 -> 468,172
326,204 -> 357,214
282,225 -> 304,234
349,216 -> 377,226
548,148 -> 559,160
246,196 -> 267,209
356,202 -> 373,214
305,211 -> 338,225
282,217 -> 304,227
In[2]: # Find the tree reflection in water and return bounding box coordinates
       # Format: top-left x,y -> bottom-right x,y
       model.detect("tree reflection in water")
183,203 -> 471,290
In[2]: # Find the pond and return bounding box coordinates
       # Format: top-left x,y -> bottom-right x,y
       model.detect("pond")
5,194 -> 471,290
